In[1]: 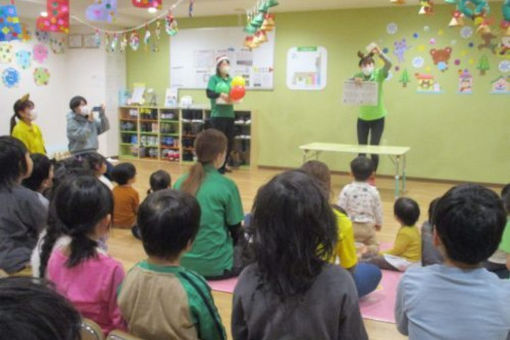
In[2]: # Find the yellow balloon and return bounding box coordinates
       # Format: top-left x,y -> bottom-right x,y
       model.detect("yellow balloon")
231,76 -> 246,87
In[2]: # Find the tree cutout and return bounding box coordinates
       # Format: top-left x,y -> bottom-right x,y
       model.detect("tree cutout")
477,55 -> 490,75
399,69 -> 410,87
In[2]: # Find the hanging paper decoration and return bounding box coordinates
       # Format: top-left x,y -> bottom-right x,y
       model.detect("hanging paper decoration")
502,0 -> 510,35
94,30 -> 101,47
478,31 -> 497,53
391,0 -> 405,3
35,29 -> 50,43
33,67 -> 50,86
104,33 -> 111,52
33,43 -> 49,63
449,10 -> 465,27
129,31 -> 140,51
260,14 -> 275,32
111,33 -> 118,52
419,0 -> 434,15
15,50 -> 31,69
2,67 -> 19,88
155,20 -> 161,40
189,0 -> 194,17
120,33 -> 127,52
0,42 -> 13,63
20,24 -> 31,42
36,0 -> 70,34
50,36 -> 65,54
86,0 -> 117,23
458,69 -> 473,93
132,0 -> 161,9
165,12 -> 178,36
0,2 -> 22,41
143,26 -> 151,51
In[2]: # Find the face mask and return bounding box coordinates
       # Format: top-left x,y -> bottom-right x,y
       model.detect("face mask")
29,110 -> 37,121
220,66 -> 230,75
362,65 -> 374,76
80,105 -> 90,115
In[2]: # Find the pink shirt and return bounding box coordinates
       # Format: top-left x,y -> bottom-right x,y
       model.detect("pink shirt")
48,248 -> 126,334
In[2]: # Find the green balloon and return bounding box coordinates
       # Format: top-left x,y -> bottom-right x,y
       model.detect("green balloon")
215,82 -> 230,94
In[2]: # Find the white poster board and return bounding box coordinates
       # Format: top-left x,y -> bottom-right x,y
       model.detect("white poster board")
170,27 -> 275,90
286,46 -> 328,91
342,80 -> 379,106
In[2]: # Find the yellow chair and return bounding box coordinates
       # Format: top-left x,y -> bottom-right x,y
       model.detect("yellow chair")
106,330 -> 143,340
81,319 -> 105,340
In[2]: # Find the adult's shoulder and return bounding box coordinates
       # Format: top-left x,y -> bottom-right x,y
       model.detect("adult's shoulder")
12,185 -> 42,204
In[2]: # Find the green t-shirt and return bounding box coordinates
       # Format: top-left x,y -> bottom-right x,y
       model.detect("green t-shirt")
355,68 -> 388,121
499,219 -> 510,253
207,75 -> 235,118
174,165 -> 244,277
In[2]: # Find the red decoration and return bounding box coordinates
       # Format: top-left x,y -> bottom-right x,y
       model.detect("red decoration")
131,0 -> 162,9
230,86 -> 246,101
36,0 -> 69,33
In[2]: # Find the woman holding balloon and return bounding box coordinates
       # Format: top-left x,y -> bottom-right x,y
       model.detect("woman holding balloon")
206,55 -> 246,173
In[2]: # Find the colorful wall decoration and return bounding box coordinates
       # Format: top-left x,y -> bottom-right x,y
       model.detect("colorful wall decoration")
0,3 -> 21,41
36,0 -> 70,34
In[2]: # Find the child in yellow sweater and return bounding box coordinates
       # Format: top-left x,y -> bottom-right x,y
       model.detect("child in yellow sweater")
363,197 -> 421,271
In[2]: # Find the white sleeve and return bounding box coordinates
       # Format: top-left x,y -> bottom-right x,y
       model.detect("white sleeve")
373,189 -> 383,226
337,187 -> 348,210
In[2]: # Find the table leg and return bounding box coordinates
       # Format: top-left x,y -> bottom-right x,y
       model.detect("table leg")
395,155 -> 401,198
403,154 -> 407,193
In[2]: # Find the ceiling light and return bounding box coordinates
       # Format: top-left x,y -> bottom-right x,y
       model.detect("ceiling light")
40,11 -> 48,17
148,7 -> 158,14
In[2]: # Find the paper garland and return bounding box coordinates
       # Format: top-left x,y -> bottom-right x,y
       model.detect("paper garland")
0,4 -> 21,41
34,67 -> 50,86
132,0 -> 162,9
36,0 -> 70,34
2,67 -> 19,87
15,49 -> 31,69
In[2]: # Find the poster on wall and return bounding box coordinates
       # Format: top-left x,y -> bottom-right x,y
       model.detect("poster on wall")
286,46 -> 328,91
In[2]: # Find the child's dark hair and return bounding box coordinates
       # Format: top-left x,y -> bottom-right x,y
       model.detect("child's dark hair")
350,156 -> 374,181
358,51 -> 375,67
428,198 -> 440,222
11,96 -> 34,134
41,176 -> 113,272
82,152 -> 106,173
111,163 -> 136,185
22,153 -> 51,192
300,160 -> 331,196
251,170 -> 337,299
434,184 -> 506,265
69,96 -> 86,112
501,184 -> 510,213
0,277 -> 82,340
394,197 -> 420,226
138,189 -> 200,259
148,170 -> 171,195
0,136 -> 29,189
180,129 -> 227,196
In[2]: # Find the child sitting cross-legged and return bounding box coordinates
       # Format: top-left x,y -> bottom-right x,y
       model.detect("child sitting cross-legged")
363,197 -> 421,271
118,189 -> 226,340
396,184 -> 510,339
111,163 -> 139,229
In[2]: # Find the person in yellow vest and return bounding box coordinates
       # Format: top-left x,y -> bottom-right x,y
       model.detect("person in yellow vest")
10,94 -> 46,154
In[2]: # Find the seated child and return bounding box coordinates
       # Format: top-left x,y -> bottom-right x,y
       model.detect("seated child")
111,163 -> 139,229
338,156 -> 383,254
22,153 -> 53,209
483,184 -> 510,278
0,136 -> 46,275
84,152 -> 113,190
118,189 -> 226,340
300,160 -> 382,298
132,169 -> 172,240
364,197 -> 421,271
232,170 -> 368,340
421,198 -> 443,266
396,184 -> 510,340
0,277 -> 82,340
46,176 -> 125,334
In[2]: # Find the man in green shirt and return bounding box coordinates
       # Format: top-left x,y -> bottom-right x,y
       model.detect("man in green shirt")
206,56 -> 235,174
353,47 -> 392,171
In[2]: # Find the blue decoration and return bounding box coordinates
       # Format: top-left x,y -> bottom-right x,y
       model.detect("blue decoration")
0,4 -> 22,41
2,67 -> 19,88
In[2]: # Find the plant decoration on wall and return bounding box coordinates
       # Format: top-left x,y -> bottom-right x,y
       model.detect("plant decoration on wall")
0,0 -> 22,42
36,0 -> 70,34
399,68 -> 411,87
477,54 -> 490,75
243,0 -> 279,50
71,0 -> 187,53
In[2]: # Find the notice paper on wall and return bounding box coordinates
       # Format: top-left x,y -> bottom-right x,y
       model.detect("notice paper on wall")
286,46 -> 328,91
342,80 -> 379,106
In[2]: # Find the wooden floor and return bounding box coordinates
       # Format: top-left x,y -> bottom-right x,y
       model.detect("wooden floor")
108,160 -> 502,340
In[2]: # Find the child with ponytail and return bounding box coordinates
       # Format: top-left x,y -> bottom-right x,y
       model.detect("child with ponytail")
11,94 -> 46,154
46,176 -> 126,334
174,129 -> 244,279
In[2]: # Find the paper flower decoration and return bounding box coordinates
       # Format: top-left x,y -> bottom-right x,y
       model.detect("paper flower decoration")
15,50 -> 32,69
34,67 -> 50,86
35,29 -> 50,43
20,24 -> 31,42
50,36 -> 65,54
132,0 -> 162,9
86,0 -> 117,23
0,4 -> 22,41
2,67 -> 19,88
165,13 -> 178,36
129,31 -> 140,51
33,43 -> 49,63
36,0 -> 70,34
0,42 -> 13,63
120,34 -> 127,52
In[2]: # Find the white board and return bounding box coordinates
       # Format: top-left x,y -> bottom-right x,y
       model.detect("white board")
342,80 -> 379,106
286,46 -> 327,91
170,27 -> 275,90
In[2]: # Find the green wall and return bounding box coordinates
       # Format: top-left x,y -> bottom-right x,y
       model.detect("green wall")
127,4 -> 510,184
